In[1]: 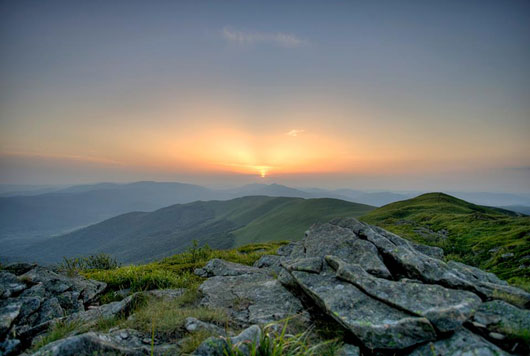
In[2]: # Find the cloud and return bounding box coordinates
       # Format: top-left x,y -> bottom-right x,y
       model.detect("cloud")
286,129 -> 305,137
222,27 -> 308,48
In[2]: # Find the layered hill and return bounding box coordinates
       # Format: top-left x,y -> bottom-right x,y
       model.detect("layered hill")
27,196 -> 374,264
361,192 -> 530,288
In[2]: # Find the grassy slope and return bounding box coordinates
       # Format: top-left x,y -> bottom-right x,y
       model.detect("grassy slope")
231,197 -> 374,246
34,196 -> 374,264
361,192 -> 530,289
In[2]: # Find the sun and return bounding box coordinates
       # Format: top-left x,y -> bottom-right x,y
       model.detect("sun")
260,168 -> 267,178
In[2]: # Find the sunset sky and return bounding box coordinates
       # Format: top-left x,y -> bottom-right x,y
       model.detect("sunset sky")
1,0 -> 529,192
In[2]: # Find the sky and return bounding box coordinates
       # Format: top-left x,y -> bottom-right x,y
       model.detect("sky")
1,0 -> 529,192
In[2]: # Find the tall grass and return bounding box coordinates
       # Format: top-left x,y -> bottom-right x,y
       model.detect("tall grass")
82,241 -> 286,292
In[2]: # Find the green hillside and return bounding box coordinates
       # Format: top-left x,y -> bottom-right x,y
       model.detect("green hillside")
361,192 -> 530,289
231,197 -> 373,246
32,196 -> 374,264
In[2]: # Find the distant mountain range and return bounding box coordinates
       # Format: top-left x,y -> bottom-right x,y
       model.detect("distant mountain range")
15,196 -> 374,264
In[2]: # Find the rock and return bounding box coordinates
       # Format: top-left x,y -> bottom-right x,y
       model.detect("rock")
194,259 -> 264,278
473,300 -> 530,348
0,300 -> 22,338
19,266 -> 106,306
0,271 -> 27,298
229,324 -> 261,354
410,241 -> 445,259
488,332 -> 505,341
253,255 -> 283,274
192,325 -> 261,356
330,218 -> 530,308
198,269 -> 308,326
64,294 -> 138,325
289,268 -> 436,350
300,223 -> 392,279
336,343 -> 360,356
283,257 -> 323,273
185,317 -> 226,336
276,242 -> 298,257
501,253 -> 515,260
35,297 -> 64,325
0,338 -> 21,356
30,328 -> 178,356
326,255 -> 482,333
3,262 -> 37,276
145,288 -> 186,299
409,329 -> 509,356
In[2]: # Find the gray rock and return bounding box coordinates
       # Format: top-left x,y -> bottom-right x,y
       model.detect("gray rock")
330,218 -> 530,308
0,338 -> 21,356
145,288 -> 186,299
326,255 -> 482,333
30,328 -> 178,356
3,262 -> 37,276
336,343 -> 360,356
301,223 -> 392,278
64,294 -> 137,325
409,329 -> 509,356
253,255 -> 283,273
195,259 -> 264,278
283,257 -> 323,273
473,300 -> 530,346
0,271 -> 27,298
0,299 -> 22,338
185,317 -> 226,336
192,325 -> 261,356
36,297 -> 64,325
289,268 -> 436,350
198,267 -> 308,326
19,266 -> 106,305
411,241 -> 445,259
501,253 -> 515,260
276,242 -> 298,257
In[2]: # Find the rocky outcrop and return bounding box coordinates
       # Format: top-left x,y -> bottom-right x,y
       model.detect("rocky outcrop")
4,217 -> 529,355
0,264 -> 106,355
194,217 -> 530,355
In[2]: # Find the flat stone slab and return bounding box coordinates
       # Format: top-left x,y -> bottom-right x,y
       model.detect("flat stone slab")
326,255 -> 482,333
289,268 -> 436,350
198,271 -> 307,326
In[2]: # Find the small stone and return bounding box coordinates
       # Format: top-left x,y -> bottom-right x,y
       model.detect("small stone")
471,321 -> 487,329
489,332 -> 505,341
119,331 -> 129,339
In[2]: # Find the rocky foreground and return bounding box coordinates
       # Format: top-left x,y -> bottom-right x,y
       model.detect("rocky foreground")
1,218 -> 530,355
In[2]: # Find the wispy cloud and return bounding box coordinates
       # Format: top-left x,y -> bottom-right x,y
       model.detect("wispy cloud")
222,27 -> 308,48
286,129 -> 305,137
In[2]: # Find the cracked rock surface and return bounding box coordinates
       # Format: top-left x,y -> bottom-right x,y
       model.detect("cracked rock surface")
194,218 -> 530,355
